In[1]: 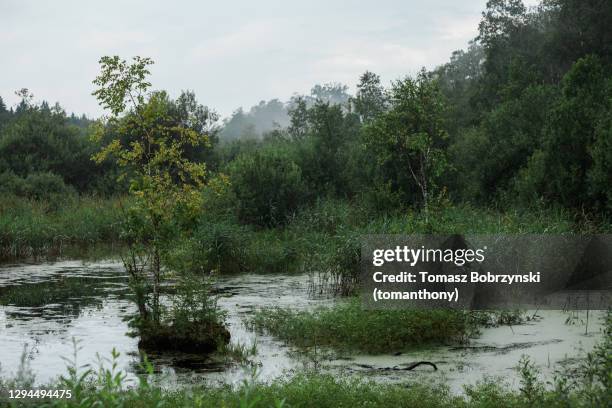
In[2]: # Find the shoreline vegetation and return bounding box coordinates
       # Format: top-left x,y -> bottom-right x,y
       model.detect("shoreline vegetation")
1,195 -> 602,265
0,313 -> 609,407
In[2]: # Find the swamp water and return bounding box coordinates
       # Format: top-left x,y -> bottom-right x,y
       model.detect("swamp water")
0,259 -> 606,394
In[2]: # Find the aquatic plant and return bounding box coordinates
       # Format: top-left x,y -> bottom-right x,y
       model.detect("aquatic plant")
248,298 -> 474,353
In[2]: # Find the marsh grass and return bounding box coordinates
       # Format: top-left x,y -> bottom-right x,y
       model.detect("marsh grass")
297,202 -> 585,297
217,340 -> 259,365
0,196 -> 122,262
248,298 -> 476,353
1,195 -> 596,279
178,200 -> 584,281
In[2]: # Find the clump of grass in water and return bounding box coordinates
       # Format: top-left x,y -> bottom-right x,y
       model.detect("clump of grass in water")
217,340 -> 259,365
467,310 -> 526,330
247,298 -> 477,354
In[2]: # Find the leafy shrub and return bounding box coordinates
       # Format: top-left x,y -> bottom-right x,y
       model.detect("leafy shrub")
22,172 -> 76,201
0,171 -> 76,208
229,147 -> 306,227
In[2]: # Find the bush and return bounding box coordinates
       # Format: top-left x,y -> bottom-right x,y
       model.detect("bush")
229,146 -> 306,227
138,275 -> 230,354
0,171 -> 76,208
22,172 -> 76,201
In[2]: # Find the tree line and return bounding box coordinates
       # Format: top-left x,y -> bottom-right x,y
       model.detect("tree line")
0,0 -> 610,224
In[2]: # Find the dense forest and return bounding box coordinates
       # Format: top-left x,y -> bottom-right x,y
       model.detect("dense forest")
1,0 -> 610,223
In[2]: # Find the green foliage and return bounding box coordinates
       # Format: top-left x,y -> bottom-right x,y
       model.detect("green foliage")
545,0 -> 612,68
435,0 -> 612,215
0,171 -> 76,207
0,195 -> 122,261
249,298 -> 473,353
433,42 -> 484,134
520,55 -> 612,210
289,101 -> 360,197
229,145 -> 306,227
287,96 -> 310,140
588,112 -> 612,210
243,228 -> 304,273
171,219 -> 249,274
352,71 -> 387,123
0,96 -> 115,194
450,84 -> 559,203
136,273 -> 229,354
363,70 -> 449,213
91,55 -> 228,349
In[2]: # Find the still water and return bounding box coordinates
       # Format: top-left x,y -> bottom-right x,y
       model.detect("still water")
0,259 -> 605,394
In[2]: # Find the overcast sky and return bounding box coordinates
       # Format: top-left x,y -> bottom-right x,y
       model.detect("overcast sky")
0,0 -> 539,119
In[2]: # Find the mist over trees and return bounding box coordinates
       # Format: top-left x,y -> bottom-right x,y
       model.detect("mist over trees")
1,0 -> 611,219
218,82 -> 352,141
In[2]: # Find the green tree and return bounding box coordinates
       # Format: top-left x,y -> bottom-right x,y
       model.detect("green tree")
545,0 -> 612,69
0,93 -> 105,193
310,82 -> 351,106
352,71 -> 386,124
364,70 -> 448,217
524,55 -> 611,210
478,0 -> 527,50
91,56 -> 211,327
449,83 -> 558,203
288,96 -> 310,140
433,41 -> 484,134
298,101 -> 359,197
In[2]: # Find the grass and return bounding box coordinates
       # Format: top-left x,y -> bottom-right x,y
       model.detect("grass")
217,340 -> 259,364
248,298 -> 481,353
0,195 -> 122,261
2,194 -> 603,274
290,201 -> 594,296
177,200 -> 587,279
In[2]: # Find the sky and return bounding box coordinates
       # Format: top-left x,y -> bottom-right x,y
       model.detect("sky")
0,0 -> 540,119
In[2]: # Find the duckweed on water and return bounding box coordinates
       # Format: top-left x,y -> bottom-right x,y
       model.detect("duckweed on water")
0,277 -> 122,308
0,314 -> 609,408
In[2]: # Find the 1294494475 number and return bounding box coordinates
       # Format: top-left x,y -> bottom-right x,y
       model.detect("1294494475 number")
8,389 -> 72,399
